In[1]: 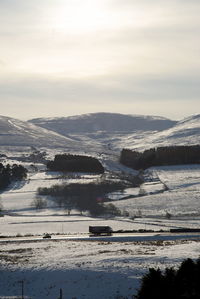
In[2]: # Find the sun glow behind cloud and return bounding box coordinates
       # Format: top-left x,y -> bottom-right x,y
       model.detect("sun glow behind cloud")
47,1 -> 112,34
45,0 -> 153,34
0,0 -> 168,79
17,0 -> 160,78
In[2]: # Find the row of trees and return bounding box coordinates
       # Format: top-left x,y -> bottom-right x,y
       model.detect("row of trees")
120,145 -> 200,170
0,163 -> 27,190
37,179 -> 128,216
47,154 -> 104,174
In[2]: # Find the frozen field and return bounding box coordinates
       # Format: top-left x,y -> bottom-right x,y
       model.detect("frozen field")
1,238 -> 200,299
0,161 -> 200,298
114,164 -> 200,218
2,164 -> 200,237
152,164 -> 200,191
0,169 -> 101,213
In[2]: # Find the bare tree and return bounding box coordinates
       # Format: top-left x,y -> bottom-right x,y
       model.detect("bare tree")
0,199 -> 4,216
32,196 -> 47,210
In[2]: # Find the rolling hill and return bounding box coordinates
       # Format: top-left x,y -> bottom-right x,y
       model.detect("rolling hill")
29,112 -> 177,151
0,113 -> 199,153
29,112 -> 176,134
126,114 -> 200,150
0,115 -> 80,148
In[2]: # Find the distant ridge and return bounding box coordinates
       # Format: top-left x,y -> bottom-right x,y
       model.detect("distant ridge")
0,113 -> 199,152
29,112 -> 176,135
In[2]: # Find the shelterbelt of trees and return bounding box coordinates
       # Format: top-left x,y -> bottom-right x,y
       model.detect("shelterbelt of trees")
120,145 -> 200,170
47,154 -> 104,174
0,163 -> 27,190
37,179 -> 130,216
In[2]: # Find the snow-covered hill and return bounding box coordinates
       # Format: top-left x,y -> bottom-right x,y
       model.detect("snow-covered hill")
0,113 -> 199,153
29,112 -> 176,134
126,114 -> 200,150
28,112 -> 177,152
0,115 -> 82,148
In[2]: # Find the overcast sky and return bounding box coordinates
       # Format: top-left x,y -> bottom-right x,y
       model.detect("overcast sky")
0,0 -> 200,120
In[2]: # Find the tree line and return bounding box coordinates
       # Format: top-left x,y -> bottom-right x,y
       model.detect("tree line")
120,145 -> 200,170
37,179 -> 128,216
0,163 -> 28,190
47,154 -> 104,174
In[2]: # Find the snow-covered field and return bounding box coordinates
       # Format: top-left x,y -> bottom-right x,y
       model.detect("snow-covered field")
1,238 -> 200,299
1,153 -> 200,298
114,164 -> 200,218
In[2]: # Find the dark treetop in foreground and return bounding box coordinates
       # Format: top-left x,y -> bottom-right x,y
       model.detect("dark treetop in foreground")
135,258 -> 200,299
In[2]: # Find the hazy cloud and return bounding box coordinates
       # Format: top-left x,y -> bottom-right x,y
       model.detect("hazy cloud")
0,0 -> 199,119
1,71 -> 199,102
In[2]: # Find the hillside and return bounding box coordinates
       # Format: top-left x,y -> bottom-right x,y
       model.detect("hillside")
29,112 -> 177,152
0,115 -> 83,149
0,113 -> 199,155
150,114 -> 200,145
29,112 -> 176,134
118,114 -> 200,151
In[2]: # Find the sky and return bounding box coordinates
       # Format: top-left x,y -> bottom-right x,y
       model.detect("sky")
0,0 -> 200,120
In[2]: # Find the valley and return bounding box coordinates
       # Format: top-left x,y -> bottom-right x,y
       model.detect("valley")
0,112 -> 200,298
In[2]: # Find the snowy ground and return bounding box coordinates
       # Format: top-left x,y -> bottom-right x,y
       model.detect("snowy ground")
1,238 -> 200,299
0,168 -> 102,213
113,164 -> 200,218
1,157 -> 200,298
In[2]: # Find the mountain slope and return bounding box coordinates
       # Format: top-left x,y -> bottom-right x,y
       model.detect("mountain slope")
125,114 -> 200,150
1,113 -> 198,153
0,115 -> 80,148
29,112 -> 176,135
